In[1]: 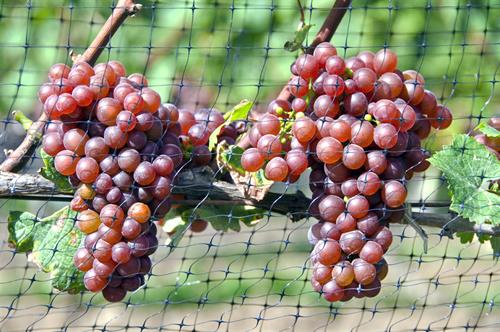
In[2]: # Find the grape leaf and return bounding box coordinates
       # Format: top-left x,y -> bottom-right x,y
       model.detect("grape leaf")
284,23 -> 313,52
39,150 -> 73,193
218,144 -> 245,175
490,237 -> 500,258
476,122 -> 500,138
456,231 -> 474,244
8,206 -> 85,293
429,134 -> 500,225
162,205 -> 264,251
208,100 -> 253,150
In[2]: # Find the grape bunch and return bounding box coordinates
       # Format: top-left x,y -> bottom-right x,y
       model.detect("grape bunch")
39,61 -> 230,301
240,42 -> 453,302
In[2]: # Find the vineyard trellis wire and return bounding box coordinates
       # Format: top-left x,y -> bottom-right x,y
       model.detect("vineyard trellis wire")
0,0 -> 498,331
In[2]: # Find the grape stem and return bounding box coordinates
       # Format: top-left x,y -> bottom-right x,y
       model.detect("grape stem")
237,0 -> 352,150
277,0 -> 352,101
0,168 -> 497,236
0,0 -> 142,173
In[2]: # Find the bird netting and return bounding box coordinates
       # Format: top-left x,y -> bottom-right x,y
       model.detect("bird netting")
0,0 -> 498,331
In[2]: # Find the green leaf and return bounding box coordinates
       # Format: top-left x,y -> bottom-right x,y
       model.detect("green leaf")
177,205 -> 265,233
252,169 -> 273,188
219,145 -> 245,175
490,237 -> 500,258
456,231 -> 474,244
284,23 -> 313,52
476,122 -> 500,138
39,150 -> 73,193
208,100 -> 253,150
429,134 -> 500,225
8,206 -> 85,293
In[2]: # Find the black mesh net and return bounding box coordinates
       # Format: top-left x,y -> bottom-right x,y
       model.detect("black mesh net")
0,0 -> 499,331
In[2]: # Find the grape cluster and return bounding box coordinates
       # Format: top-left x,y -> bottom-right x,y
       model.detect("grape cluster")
241,43 -> 453,302
39,61 -> 230,301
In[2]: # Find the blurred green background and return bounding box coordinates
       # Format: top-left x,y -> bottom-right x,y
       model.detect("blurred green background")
0,0 -> 498,330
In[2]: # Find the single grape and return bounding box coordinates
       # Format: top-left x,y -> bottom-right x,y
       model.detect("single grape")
104,126 -> 128,149
285,149 -> 309,177
402,79 -> 425,105
313,42 -> 337,67
419,90 -> 438,116
331,261 -> 355,287
357,212 -> 382,237
373,48 -> 398,75
117,148 -> 141,173
92,239 -> 113,263
128,235 -> 149,258
312,263 -> 333,285
89,75 -> 110,99
133,161 -> 156,186
379,72 -> 403,99
339,230 -> 366,255
113,171 -> 133,191
188,123 -> 210,146
84,137 -> 109,162
121,276 -> 142,292
73,247 -> 94,272
42,132 -> 64,157
429,105 -> 453,129
294,54 -> 319,80
54,150 -> 80,176
100,155 -> 120,176
97,223 -> 122,244
352,258 -> 377,285
344,92 -> 368,117
353,68 -> 377,93
256,113 -> 281,136
121,217 -> 143,240
357,50 -> 375,69
257,134 -> 282,160
320,222 -> 341,240
75,157 -> 100,184
359,241 -> 384,264
315,116 -> 334,139
100,204 -> 125,229
83,269 -> 108,292
63,128 -> 89,156
381,181 -> 407,208
345,57 -> 365,72
291,98 -> 307,113
329,120 -> 351,143
375,258 -> 389,280
350,120 -> 374,148
264,157 -> 288,182
341,179 -> 360,198
102,286 -> 127,302
93,258 -> 117,277
325,55 -> 346,75
323,74 -> 345,97
127,202 -> 151,224
141,87 -> 161,113
342,144 -> 366,170
48,63 -> 71,80
346,195 -> 370,219
316,137 -> 343,164
314,95 -> 340,118
322,280 -> 345,302
356,171 -> 381,196
374,123 -> 398,149
111,242 -> 132,264
318,195 -> 345,222
287,75 -> 309,97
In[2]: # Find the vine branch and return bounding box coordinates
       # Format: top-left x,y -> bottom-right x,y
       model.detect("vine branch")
0,0 -> 142,173
0,169 -> 496,236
